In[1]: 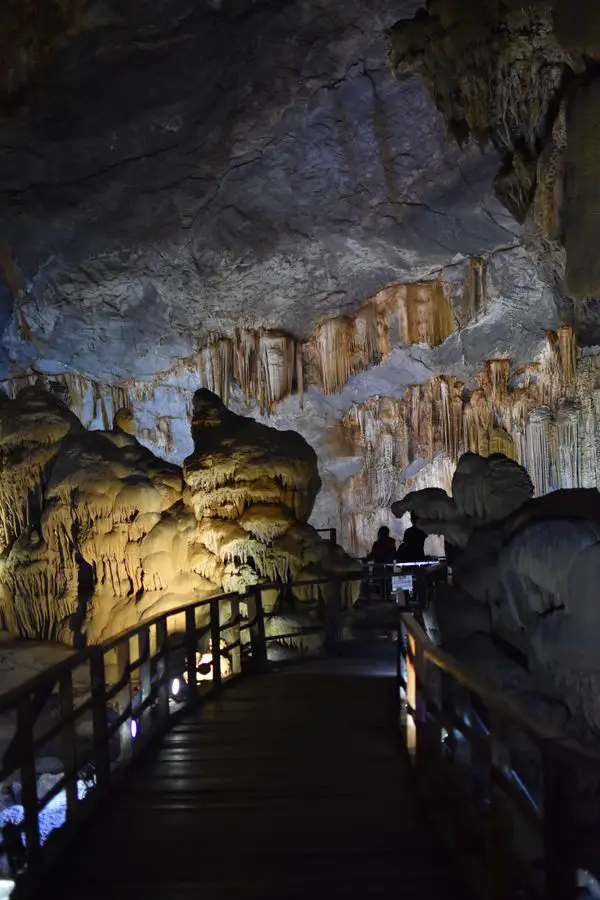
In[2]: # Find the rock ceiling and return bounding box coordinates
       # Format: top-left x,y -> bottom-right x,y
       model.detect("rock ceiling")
0,0 -> 518,380
1,0 -> 600,556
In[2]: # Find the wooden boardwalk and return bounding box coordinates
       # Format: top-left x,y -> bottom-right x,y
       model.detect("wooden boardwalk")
37,657 -> 466,899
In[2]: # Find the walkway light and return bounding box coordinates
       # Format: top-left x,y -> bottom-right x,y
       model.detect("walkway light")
0,880 -> 15,900
130,719 -> 138,740
171,677 -> 181,698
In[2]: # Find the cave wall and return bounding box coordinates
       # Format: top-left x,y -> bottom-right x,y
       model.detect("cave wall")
0,386 -> 357,645
5,244 -> 584,559
5,0 -> 600,562
386,0 -> 600,305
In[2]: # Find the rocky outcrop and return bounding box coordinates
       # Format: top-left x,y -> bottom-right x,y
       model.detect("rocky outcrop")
0,386 -> 357,645
387,1 -> 600,303
393,451 -> 600,743
387,1 -> 567,222
0,0 -> 518,388
184,389 -> 358,604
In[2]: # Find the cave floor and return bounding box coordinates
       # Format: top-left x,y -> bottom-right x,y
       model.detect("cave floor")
36,646 -> 466,899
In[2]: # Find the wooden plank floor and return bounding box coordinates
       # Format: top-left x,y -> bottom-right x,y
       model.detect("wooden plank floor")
37,663 -> 466,899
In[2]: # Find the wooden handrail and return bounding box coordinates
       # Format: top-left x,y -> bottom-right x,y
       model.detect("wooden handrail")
398,611 -> 600,899
0,572 -> 380,894
7,563 -> 595,900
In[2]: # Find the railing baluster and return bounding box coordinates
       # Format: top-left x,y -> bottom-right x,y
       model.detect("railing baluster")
138,624 -> 152,735
324,578 -> 342,655
230,595 -> 241,676
485,714 -> 514,900
58,670 -> 78,821
17,693 -> 40,874
210,598 -> 221,690
155,616 -> 169,724
413,640 -> 428,770
247,586 -> 267,672
543,751 -> 578,900
185,606 -> 198,697
90,648 -> 110,794
115,639 -> 133,762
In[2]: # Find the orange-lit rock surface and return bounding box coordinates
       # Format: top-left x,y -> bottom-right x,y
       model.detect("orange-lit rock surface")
0,387 -> 357,644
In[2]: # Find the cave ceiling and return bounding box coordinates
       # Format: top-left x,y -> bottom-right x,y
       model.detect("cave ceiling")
0,0 -> 520,382
3,0 -> 599,559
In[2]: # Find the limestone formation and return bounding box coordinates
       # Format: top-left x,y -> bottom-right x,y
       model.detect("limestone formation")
184,389 -> 358,608
386,1 -> 600,301
392,452 -> 534,548
394,451 -> 600,745
0,386 -> 357,645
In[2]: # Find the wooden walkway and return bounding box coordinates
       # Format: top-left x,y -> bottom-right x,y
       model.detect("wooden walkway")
37,658 -> 466,899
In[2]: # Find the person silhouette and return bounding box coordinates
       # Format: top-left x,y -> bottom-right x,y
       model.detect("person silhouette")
396,513 -> 427,563
367,526 -> 396,601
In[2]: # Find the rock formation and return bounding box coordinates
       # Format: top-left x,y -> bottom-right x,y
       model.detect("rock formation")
386,1 -> 600,303
393,451 -> 600,745
0,385 -> 357,646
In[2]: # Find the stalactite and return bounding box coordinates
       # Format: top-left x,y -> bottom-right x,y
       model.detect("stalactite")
308,317 -> 354,394
463,387 -> 492,456
295,342 -> 304,409
481,359 -> 510,406
197,336 -> 232,405
395,277 -> 455,347
557,324 -> 577,390
489,428 -> 517,459
553,401 -> 580,489
460,258 -> 487,323
539,326 -> 578,406
525,406 -> 554,496
257,331 -> 295,411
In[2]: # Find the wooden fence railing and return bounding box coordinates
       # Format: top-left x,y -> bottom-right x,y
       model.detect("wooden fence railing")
5,558 -> 594,900
398,612 -> 600,900
0,570 -> 381,897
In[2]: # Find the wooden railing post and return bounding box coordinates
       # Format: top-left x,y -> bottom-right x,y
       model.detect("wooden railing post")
543,751 -> 578,900
185,606 -> 198,697
247,586 -> 267,671
210,598 -> 222,690
90,648 -> 110,794
230,595 -> 241,676
324,578 -> 342,655
17,694 -> 40,874
412,640 -> 429,771
115,639 -> 133,762
58,670 -> 78,821
137,624 -> 152,734
155,616 -> 169,725
485,715 -> 515,900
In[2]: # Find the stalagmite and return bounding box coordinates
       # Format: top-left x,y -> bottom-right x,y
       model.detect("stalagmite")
184,389 -> 358,587
0,385 -> 359,644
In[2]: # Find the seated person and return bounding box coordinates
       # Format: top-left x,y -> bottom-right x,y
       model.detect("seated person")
396,514 -> 427,563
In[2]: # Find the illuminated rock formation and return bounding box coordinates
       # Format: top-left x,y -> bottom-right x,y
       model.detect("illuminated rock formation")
184,389 -> 358,607
0,386 -> 358,644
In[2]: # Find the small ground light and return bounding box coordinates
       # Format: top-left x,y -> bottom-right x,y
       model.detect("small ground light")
0,880 -> 15,900
171,677 -> 181,697
130,719 -> 138,740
